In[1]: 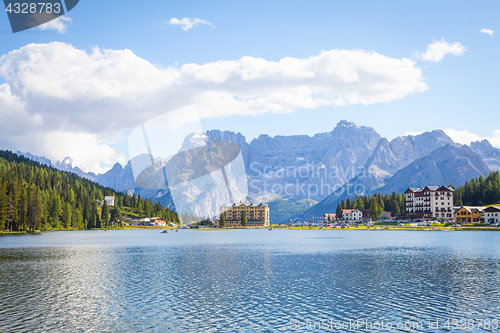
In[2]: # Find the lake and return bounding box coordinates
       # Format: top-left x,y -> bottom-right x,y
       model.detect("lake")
1,229 -> 500,332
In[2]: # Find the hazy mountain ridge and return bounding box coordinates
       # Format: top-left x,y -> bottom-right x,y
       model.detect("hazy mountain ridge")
379,144 -> 491,194
15,122 -> 500,223
300,144 -> 492,219
470,140 -> 500,172
299,130 -> 457,217
16,151 -> 98,181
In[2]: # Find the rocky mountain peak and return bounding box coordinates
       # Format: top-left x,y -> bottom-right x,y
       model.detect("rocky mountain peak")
336,120 -> 356,128
470,139 -> 500,171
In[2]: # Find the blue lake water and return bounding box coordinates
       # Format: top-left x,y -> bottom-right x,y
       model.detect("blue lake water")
1,229 -> 500,332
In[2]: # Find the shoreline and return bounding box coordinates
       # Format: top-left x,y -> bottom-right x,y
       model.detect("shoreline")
3,225 -> 500,234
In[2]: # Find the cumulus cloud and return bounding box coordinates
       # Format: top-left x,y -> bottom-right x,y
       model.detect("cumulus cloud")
38,16 -> 72,34
480,28 -> 494,36
165,18 -> 212,31
443,129 -> 500,148
418,38 -> 466,62
0,42 -> 428,172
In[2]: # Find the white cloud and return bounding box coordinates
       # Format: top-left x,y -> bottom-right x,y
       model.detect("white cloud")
165,18 -> 212,31
0,42 -> 428,172
418,38 -> 466,62
404,131 -> 424,136
38,16 -> 72,34
480,28 -> 494,36
443,129 -> 500,148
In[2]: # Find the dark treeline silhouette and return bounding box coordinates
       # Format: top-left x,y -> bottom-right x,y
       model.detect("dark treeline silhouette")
454,171 -> 500,206
0,150 -> 179,232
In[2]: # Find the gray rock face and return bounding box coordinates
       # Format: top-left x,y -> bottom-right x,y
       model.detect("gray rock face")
206,130 -> 250,165
471,140 -> 500,171
302,144 -> 491,218
247,120 -> 381,201
94,162 -> 133,192
379,145 -> 490,194
359,130 -> 456,193
387,130 -> 455,171
83,122 -> 497,223
296,130 -> 457,217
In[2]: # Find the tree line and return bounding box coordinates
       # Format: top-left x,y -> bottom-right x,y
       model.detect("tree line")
335,192 -> 406,220
0,150 -> 179,232
331,171 -> 500,220
453,171 -> 500,206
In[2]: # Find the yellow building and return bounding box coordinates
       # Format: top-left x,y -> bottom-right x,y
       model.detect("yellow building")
455,206 -> 485,224
218,203 -> 270,227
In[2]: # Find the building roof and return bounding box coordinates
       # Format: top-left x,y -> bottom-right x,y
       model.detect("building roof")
405,185 -> 454,193
342,209 -> 360,213
222,202 -> 269,208
104,196 -> 115,200
484,206 -> 500,212
457,206 -> 486,213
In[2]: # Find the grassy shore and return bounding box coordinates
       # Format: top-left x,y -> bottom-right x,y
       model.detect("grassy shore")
0,230 -> 41,235
272,224 -> 500,231
3,225 -> 499,234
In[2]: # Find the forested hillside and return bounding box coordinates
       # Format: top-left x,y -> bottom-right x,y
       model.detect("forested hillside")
335,192 -> 406,219
454,171 -> 500,206
0,150 -> 179,232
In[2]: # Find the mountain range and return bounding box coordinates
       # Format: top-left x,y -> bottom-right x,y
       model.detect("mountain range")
16,121 -> 500,223
15,151 -> 98,181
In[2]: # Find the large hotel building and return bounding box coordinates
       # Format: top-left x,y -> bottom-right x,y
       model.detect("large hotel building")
219,203 -> 270,227
405,185 -> 454,219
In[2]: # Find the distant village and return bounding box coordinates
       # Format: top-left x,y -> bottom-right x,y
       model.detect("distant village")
99,185 -> 500,229
318,185 -> 500,227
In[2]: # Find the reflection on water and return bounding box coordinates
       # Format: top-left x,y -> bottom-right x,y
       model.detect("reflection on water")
1,230 -> 500,332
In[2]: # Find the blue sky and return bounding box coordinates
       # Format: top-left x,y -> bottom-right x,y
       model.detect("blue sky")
0,0 -> 499,173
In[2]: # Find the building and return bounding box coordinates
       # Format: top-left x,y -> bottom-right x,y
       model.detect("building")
455,206 -> 485,224
324,213 -> 336,221
405,186 -> 454,219
149,217 -> 167,226
484,206 -> 500,225
361,210 -> 392,220
104,196 -> 115,207
219,203 -> 270,227
342,209 -> 362,221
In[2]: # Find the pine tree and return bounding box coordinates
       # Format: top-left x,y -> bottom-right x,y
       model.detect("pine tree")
0,150 -> 176,232
63,202 -> 72,229
369,200 -> 383,220
336,203 -> 343,220
220,213 -> 226,227
7,191 -> 16,232
101,200 -> 109,227
241,211 -> 247,227
356,197 -> 365,210
73,208 -> 83,229
0,183 -> 7,230
346,198 -> 352,209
